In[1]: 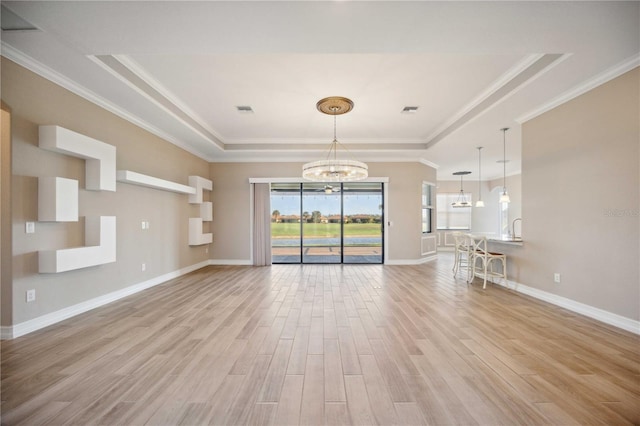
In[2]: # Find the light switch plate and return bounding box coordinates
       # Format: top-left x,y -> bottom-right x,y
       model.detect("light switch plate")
25,222 -> 35,234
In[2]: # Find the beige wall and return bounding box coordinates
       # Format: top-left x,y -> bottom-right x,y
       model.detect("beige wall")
2,58 -> 210,325
1,103 -> 12,326
210,161 -> 437,263
515,67 -> 639,321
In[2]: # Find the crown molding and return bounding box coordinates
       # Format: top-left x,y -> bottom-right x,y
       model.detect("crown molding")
425,53 -> 565,149
1,42 -> 214,162
516,53 -> 640,124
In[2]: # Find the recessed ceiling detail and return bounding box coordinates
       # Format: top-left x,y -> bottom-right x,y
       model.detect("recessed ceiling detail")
1,1 -> 637,179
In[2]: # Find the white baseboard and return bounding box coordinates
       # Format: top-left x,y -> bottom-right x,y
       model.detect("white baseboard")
209,259 -> 252,265
385,255 -> 437,265
2,260 -> 210,339
486,276 -> 640,335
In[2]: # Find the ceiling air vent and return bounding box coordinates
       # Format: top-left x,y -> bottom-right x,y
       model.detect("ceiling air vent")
401,106 -> 419,114
236,106 -> 254,114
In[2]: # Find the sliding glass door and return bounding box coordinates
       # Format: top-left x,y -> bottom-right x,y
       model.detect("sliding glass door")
301,183 -> 342,263
271,182 -> 383,264
270,183 -> 302,263
343,183 -> 383,263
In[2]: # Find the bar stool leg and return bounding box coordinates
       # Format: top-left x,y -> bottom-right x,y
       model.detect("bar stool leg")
483,257 -> 489,289
502,257 -> 508,288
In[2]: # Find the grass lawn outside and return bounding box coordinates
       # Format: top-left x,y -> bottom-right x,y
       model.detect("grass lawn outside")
271,222 -> 382,238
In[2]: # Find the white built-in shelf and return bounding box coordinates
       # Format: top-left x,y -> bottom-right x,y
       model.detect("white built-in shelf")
39,125 -> 116,191
189,218 -> 213,246
188,176 -> 213,204
39,216 -> 116,273
38,177 -> 79,222
116,170 -> 196,195
201,202 -> 213,221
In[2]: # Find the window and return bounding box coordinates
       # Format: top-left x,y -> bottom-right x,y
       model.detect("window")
422,183 -> 434,233
437,193 -> 472,230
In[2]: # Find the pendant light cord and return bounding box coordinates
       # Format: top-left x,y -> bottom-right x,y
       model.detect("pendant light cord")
502,128 -> 508,192
477,147 -> 482,200
333,113 -> 337,161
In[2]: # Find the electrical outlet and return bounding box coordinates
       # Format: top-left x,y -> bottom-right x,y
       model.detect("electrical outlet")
141,263 -> 146,272
554,273 -> 561,283
26,289 -> 36,302
25,222 -> 35,234
141,221 -> 146,230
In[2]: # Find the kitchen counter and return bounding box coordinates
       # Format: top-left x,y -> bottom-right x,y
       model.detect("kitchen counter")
488,237 -> 523,246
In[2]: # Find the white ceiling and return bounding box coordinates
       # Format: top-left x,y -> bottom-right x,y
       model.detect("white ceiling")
1,1 -> 638,180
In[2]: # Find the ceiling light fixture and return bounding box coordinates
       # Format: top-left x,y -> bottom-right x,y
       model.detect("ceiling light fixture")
476,147 -> 484,207
302,97 -> 368,182
499,127 -> 510,203
452,171 -> 472,208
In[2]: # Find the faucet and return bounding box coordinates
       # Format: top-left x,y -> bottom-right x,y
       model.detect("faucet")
512,218 -> 522,239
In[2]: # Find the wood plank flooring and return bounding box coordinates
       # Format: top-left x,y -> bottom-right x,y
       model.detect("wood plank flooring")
2,255 -> 639,425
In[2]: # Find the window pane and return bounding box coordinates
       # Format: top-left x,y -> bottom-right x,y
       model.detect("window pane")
271,183 -> 301,263
437,193 -> 471,230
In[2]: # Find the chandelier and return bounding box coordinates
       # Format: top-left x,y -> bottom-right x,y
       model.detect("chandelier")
452,171 -> 472,208
302,96 -> 368,182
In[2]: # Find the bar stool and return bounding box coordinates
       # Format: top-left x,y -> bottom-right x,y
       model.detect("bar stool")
452,232 -> 474,283
471,236 -> 507,289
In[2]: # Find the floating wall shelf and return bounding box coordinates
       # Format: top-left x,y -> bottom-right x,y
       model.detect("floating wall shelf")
39,216 -> 116,273
116,170 -> 196,195
39,125 -> 116,191
189,218 -> 213,246
189,175 -> 213,204
188,176 -> 213,246
38,177 -> 78,222
201,202 -> 213,221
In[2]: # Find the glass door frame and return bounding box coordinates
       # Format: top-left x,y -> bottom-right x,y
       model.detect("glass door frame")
270,181 -> 385,265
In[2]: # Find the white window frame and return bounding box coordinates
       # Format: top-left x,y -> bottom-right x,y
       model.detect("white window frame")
436,193 -> 472,230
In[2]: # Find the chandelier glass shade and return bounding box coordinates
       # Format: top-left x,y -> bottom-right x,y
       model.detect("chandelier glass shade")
452,171 -> 472,208
302,97 -> 368,182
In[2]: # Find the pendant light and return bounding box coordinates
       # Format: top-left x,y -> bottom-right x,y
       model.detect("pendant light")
499,127 -> 510,203
452,171 -> 472,208
302,97 -> 368,182
475,146 -> 484,207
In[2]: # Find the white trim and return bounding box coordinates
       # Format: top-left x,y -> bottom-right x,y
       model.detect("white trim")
484,276 -> 640,335
421,235 -> 438,257
249,177 -> 390,184
209,259 -> 253,266
214,156 -> 436,164
419,159 -> 439,170
425,54 -> 545,143
89,55 -> 224,151
385,255 -> 437,265
516,53 -> 640,124
0,43 -> 213,161
113,55 -> 226,144
1,260 -> 210,339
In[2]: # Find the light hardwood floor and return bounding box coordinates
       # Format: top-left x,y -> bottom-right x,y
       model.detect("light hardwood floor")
2,255 -> 639,425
